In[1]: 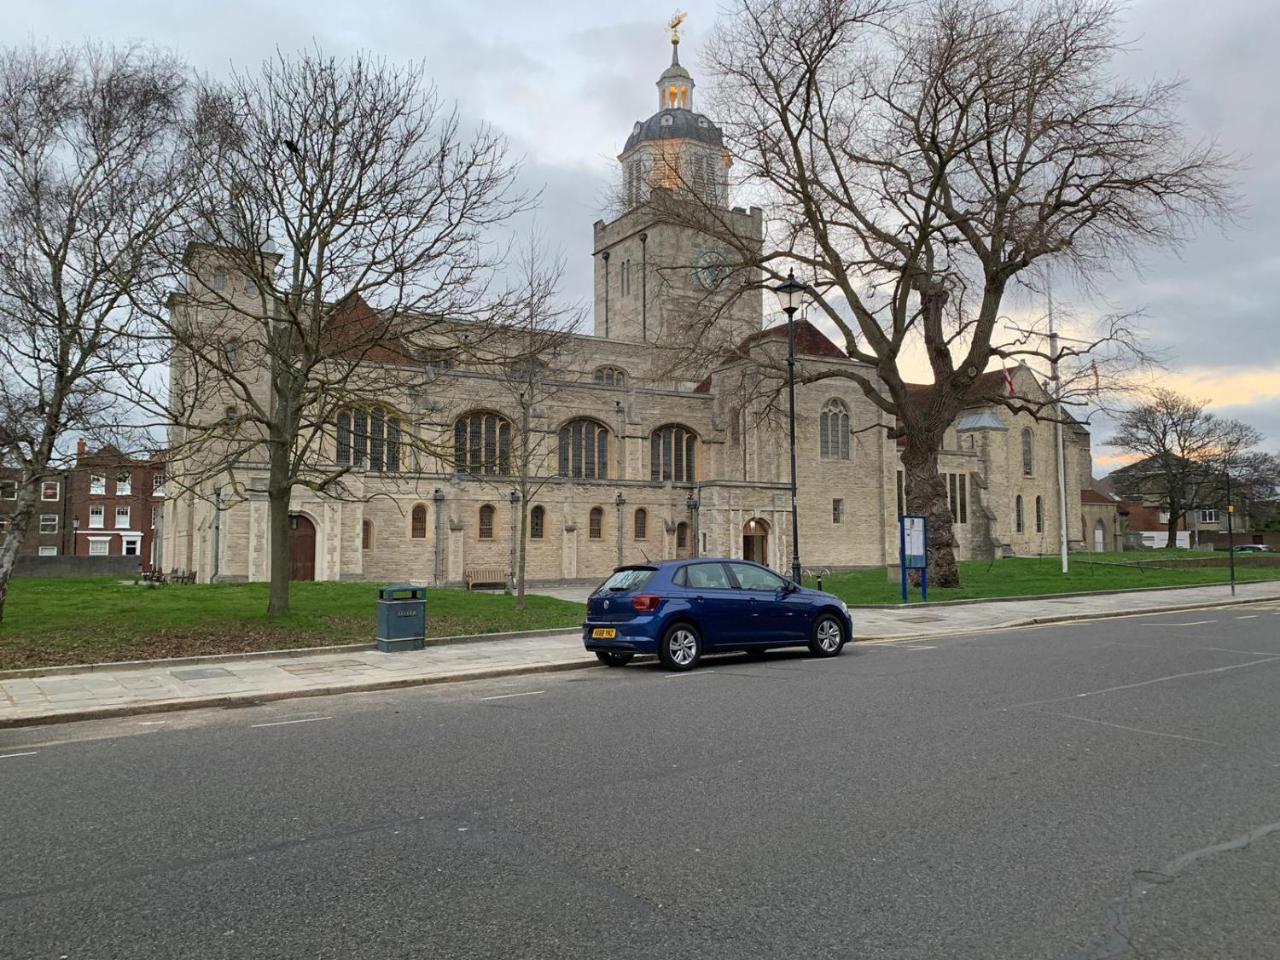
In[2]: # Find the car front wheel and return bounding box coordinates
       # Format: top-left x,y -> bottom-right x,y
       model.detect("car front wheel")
809,614 -> 846,658
596,651 -> 634,668
659,623 -> 702,671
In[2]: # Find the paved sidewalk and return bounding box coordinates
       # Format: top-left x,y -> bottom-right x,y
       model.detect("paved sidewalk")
2,581 -> 1277,728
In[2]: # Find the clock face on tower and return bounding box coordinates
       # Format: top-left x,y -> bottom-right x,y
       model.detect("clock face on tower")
693,250 -> 729,291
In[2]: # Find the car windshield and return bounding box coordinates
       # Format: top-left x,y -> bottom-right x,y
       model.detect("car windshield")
597,568 -> 656,593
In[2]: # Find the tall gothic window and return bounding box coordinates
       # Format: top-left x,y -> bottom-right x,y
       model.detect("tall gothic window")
820,399 -> 851,460
650,424 -> 697,482
559,419 -> 610,480
1015,495 -> 1025,534
1021,428 -> 1034,476
634,508 -> 647,540
530,505 -> 545,540
411,504 -> 427,539
337,407 -> 401,473
589,507 -> 604,540
455,412 -> 512,476
1035,495 -> 1045,533
478,504 -> 495,540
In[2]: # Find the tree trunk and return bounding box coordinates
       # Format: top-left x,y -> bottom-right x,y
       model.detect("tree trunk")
0,482 -> 38,624
901,435 -> 960,588
516,494 -> 528,611
266,439 -> 292,616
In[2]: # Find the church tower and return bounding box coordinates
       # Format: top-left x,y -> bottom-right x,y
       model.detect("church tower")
592,20 -> 762,348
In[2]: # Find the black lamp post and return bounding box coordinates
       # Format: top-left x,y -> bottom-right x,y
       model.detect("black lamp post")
686,491 -> 700,558
615,491 -> 627,567
773,269 -> 805,584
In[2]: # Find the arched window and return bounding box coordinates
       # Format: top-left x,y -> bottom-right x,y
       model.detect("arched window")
411,504 -> 427,539
1035,495 -> 1044,533
676,522 -> 689,549
1015,495 -> 1025,534
593,366 -> 626,388
820,399 -> 851,460
362,519 -> 373,551
478,504 -> 495,540
634,507 -> 647,540
530,505 -> 545,540
559,419 -> 610,480
336,407 -> 402,473
650,424 -> 697,482
589,507 -> 604,540
1021,428 -> 1034,476
455,412 -> 512,476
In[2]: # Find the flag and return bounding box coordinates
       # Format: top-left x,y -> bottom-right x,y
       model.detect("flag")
1001,366 -> 1017,397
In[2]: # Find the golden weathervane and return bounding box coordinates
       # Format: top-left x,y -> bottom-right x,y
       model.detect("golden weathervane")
669,10 -> 687,44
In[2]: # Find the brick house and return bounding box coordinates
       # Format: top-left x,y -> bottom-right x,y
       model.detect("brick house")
67,441 -> 167,570
0,468 -> 73,557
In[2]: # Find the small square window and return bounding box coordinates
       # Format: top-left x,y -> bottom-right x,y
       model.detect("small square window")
38,545 -> 58,557
89,474 -> 106,495
40,514 -> 58,534
115,507 -> 131,529
123,538 -> 141,557
89,504 -> 105,528
116,474 -> 132,496
41,480 -> 60,501
88,539 -> 109,557
0,479 -> 16,499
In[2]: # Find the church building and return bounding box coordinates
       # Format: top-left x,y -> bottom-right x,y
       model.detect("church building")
163,33 -> 1099,587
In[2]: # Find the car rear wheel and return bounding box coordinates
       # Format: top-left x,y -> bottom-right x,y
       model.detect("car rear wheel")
659,623 -> 702,671
809,614 -> 846,658
595,651 -> 634,667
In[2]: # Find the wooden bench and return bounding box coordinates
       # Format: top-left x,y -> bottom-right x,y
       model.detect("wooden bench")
464,566 -> 509,590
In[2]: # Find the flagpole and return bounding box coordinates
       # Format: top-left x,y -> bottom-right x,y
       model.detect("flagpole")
1048,275 -> 1069,574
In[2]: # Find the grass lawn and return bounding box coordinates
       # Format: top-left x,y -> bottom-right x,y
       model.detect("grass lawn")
0,579 -> 585,671
805,551 -> 1280,605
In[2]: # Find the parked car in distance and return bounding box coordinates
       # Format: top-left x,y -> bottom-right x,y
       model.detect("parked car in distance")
1232,544 -> 1274,553
582,559 -> 854,671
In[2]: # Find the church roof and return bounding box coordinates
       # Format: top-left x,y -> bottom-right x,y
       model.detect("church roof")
624,108 -> 724,152
740,319 -> 847,359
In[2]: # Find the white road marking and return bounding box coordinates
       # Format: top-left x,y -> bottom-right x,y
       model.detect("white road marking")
1208,648 -> 1279,658
249,716 -> 333,728
1236,615 -> 1259,620
137,720 -> 168,726
0,751 -> 39,759
1006,655 -> 1280,709
663,672 -> 706,678
1031,710 -> 1224,746
1139,620 -> 1215,627
478,690 -> 546,701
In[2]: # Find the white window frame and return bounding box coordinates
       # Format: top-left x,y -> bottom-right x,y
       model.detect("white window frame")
115,506 -> 131,529
41,480 -> 60,501
40,514 -> 58,534
153,474 -> 166,496
89,504 -> 105,528
122,536 -> 141,557
38,545 -> 58,557
115,474 -> 132,496
89,474 -> 106,495
1199,509 -> 1219,524
88,537 -> 110,557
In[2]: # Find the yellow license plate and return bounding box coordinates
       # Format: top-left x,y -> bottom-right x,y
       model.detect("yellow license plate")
591,628 -> 617,639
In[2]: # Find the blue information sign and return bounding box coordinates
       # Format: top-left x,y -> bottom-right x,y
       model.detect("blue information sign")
899,515 -> 928,602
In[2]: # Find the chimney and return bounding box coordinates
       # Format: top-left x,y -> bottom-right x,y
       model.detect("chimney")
76,438 -> 87,458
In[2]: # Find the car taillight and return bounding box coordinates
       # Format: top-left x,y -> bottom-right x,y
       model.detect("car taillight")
632,594 -> 661,613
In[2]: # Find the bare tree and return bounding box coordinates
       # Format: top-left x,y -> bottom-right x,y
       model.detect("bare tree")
0,43 -> 190,622
1108,389 -> 1262,548
167,50 -> 527,615
484,237 -> 583,609
683,0 -> 1232,585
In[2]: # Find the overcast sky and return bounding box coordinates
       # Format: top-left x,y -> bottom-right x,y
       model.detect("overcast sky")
11,0 -> 1279,469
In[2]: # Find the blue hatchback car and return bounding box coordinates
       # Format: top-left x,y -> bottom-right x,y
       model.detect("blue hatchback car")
582,559 -> 854,671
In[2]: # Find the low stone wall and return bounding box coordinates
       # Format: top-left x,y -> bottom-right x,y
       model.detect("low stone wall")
12,556 -> 141,579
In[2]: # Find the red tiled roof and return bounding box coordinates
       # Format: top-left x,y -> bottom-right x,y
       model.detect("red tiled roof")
739,319 -> 847,359
1081,489 -> 1115,505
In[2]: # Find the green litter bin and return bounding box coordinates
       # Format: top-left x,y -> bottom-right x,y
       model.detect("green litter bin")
376,584 -> 426,653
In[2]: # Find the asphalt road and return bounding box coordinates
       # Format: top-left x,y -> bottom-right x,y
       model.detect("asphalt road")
4,602 -> 1280,959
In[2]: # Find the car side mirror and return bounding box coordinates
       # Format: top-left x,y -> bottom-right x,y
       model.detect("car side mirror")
781,581 -> 799,595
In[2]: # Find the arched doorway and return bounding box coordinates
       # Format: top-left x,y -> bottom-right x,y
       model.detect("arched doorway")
1093,519 -> 1106,553
743,518 -> 770,565
289,513 -> 316,581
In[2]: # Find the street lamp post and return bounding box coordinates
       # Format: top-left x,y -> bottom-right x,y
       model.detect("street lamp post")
773,270 -> 806,585
686,492 -> 700,558
615,491 -> 627,567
